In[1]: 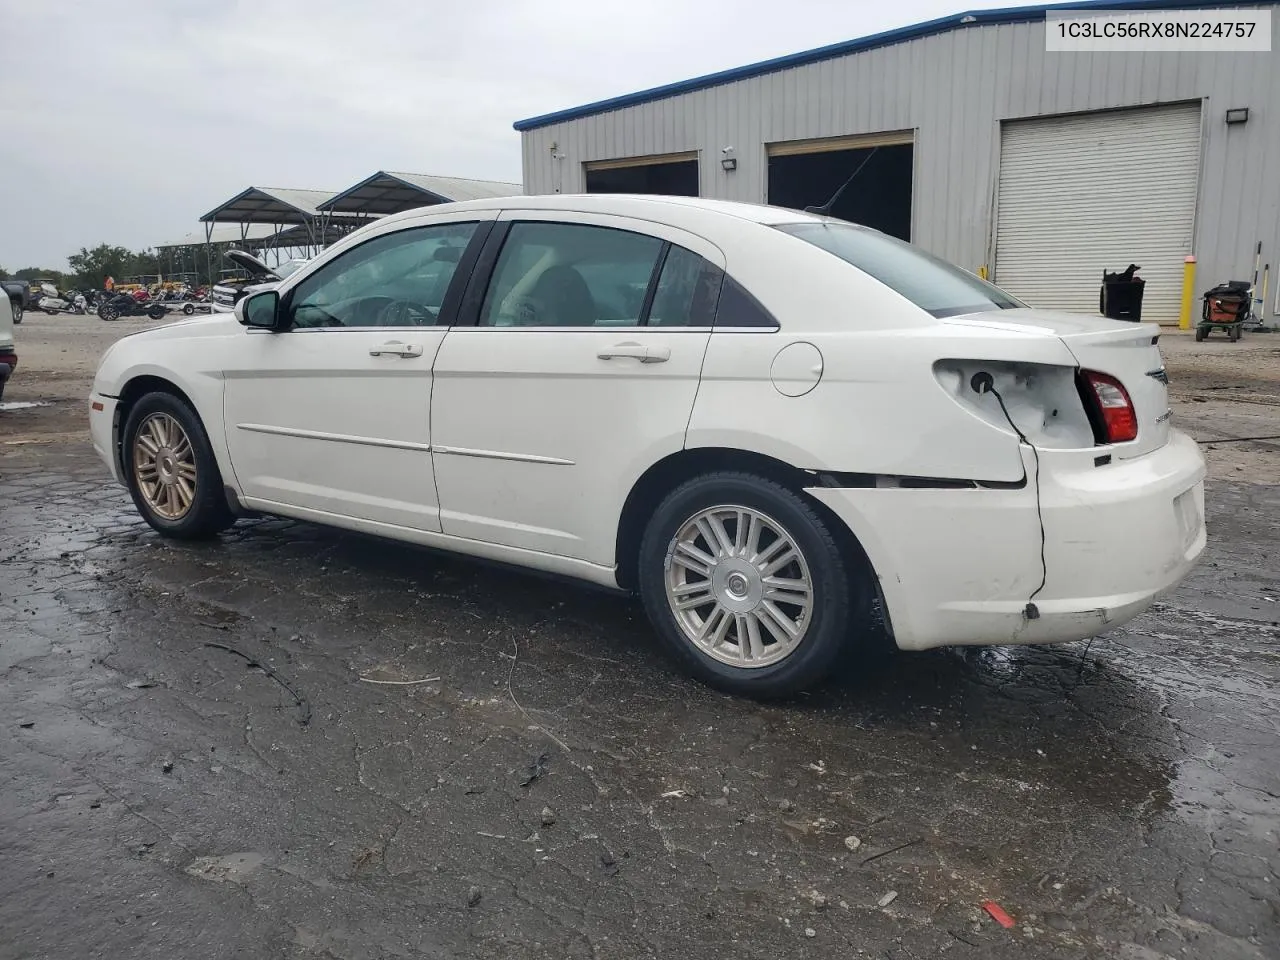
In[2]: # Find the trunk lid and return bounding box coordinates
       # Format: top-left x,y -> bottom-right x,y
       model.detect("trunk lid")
943,308 -> 1171,459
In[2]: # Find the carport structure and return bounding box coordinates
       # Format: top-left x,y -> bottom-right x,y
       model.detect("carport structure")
198,186 -> 359,258
318,171 -> 522,219
155,223 -> 280,284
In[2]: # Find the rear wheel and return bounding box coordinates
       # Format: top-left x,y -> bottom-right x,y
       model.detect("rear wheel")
99,304 -> 120,321
638,472 -> 867,697
122,392 -> 235,539
147,305 -> 166,320
183,303 -> 195,315
10,302 -> 21,324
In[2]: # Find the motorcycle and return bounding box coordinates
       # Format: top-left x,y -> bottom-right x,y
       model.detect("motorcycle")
38,292 -> 89,315
98,291 -> 167,321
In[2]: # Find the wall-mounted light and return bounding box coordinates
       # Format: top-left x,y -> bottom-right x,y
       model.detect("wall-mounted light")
1225,107 -> 1249,125
720,146 -> 737,171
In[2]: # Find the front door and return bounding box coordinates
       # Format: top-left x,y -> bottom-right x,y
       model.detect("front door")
430,213 -> 725,567
221,216 -> 487,531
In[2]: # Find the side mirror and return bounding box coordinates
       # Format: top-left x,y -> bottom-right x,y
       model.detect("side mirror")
236,290 -> 280,329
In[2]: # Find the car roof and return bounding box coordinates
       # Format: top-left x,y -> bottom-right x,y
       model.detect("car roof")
379,193 -> 829,230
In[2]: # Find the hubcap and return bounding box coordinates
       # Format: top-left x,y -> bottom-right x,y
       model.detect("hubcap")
664,505 -> 814,669
132,413 -> 197,520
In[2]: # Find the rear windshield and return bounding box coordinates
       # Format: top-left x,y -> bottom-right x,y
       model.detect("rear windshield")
776,221 -> 1024,319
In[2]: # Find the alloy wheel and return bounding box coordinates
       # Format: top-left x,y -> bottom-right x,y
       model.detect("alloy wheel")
132,412 -> 198,520
664,505 -> 814,668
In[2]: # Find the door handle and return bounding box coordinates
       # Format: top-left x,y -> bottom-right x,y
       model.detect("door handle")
369,342 -> 423,358
597,341 -> 670,363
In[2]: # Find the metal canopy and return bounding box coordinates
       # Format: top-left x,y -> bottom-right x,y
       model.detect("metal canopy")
199,186 -> 337,225
156,224 -> 278,249
318,171 -> 522,216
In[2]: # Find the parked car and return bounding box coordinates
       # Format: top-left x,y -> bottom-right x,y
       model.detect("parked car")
210,250 -> 309,313
1,279 -> 32,324
89,195 -> 1206,697
0,289 -> 17,402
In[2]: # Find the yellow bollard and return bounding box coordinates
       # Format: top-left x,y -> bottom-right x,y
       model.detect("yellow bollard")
1179,255 -> 1197,330
978,265 -> 989,280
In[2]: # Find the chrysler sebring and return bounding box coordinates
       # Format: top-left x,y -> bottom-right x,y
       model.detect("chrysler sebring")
89,195 -> 1206,696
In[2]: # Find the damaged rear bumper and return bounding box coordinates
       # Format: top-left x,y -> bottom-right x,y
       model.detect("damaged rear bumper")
806,430 -> 1207,651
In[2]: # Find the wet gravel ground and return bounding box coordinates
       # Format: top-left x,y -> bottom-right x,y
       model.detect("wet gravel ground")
1,315 -> 1278,958
2,441 -> 1278,959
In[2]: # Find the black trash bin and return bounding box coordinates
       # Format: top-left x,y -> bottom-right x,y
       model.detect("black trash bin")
1099,264 -> 1145,321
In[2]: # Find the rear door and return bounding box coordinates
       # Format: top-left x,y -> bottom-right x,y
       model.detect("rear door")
430,212 -> 725,566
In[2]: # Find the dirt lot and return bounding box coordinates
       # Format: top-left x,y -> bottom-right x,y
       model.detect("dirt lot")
2,313 -> 1278,960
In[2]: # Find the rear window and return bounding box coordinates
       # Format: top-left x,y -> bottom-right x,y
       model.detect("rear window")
776,221 -> 1024,319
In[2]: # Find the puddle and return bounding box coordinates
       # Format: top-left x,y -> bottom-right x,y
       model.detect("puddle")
0,401 -> 51,411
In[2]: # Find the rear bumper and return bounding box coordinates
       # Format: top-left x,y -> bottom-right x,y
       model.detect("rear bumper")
807,430 -> 1207,651
89,393 -> 121,483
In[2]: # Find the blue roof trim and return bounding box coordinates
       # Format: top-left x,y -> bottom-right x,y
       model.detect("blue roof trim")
514,0 -> 1252,131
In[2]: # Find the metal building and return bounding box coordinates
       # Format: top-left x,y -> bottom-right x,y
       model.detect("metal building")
514,0 -> 1280,324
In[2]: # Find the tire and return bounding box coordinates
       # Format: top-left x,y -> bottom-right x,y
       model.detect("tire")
637,471 -> 869,698
99,305 -> 120,322
183,303 -> 195,315
121,392 -> 235,539
147,306 -> 166,320
10,303 -> 21,324
1230,325 -> 1242,342
1195,326 -> 1206,342
43,306 -> 59,316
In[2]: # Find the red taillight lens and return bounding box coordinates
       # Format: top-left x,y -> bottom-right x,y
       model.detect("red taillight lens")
1082,370 -> 1137,443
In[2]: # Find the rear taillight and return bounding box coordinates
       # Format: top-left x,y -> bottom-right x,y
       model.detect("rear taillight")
1081,370 -> 1137,443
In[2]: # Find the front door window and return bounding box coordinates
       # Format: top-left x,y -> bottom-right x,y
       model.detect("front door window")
287,222 -> 478,329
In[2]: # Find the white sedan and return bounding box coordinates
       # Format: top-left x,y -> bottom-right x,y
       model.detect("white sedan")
90,195 -> 1206,696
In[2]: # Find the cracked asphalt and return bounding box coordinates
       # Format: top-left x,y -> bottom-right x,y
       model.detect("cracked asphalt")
2,315 -> 1278,959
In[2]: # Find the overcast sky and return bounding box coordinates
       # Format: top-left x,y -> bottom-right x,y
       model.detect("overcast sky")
0,0 -> 1014,269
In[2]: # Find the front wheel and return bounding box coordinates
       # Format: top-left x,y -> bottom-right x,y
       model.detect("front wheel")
99,305 -> 120,321
121,392 -> 235,539
637,472 -> 867,697
11,303 -> 21,324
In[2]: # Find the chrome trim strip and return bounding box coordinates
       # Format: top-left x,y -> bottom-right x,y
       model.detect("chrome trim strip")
237,422 -> 432,452
433,444 -> 574,466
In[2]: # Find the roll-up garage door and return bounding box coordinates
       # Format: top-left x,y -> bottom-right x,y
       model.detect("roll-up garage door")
995,103 -> 1201,323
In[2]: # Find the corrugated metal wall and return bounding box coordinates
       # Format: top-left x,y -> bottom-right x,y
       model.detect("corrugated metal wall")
520,10 -> 1280,315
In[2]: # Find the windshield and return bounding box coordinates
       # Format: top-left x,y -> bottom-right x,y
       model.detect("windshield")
776,221 -> 1024,318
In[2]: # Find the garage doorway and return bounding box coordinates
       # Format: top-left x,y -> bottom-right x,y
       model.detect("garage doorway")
995,102 -> 1202,323
767,133 -> 914,241
584,153 -> 699,196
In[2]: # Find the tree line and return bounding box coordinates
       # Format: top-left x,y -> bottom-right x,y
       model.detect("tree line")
1,242 -> 232,290
1,244 -> 164,290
